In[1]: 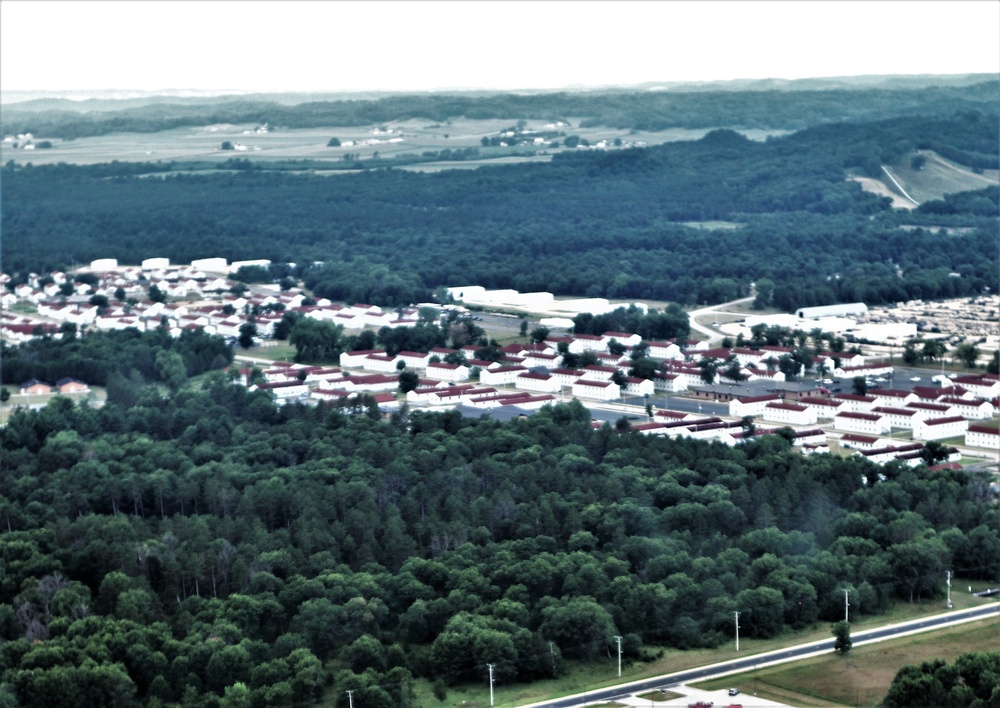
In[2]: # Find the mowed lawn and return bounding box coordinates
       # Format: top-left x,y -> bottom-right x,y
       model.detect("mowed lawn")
696,618 -> 1000,707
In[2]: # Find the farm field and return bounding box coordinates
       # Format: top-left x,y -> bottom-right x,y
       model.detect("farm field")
1,118 -> 787,168
694,618 -> 1000,708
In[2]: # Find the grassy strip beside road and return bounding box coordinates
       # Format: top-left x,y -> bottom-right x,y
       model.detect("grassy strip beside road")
412,592 -> 997,706
693,618 -> 999,707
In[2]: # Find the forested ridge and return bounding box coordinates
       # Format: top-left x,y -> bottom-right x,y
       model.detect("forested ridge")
1,331 -> 998,706
3,80 -> 998,139
3,111 -> 997,310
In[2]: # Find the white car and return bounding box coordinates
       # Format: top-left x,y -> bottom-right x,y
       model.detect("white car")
910,376 -> 921,382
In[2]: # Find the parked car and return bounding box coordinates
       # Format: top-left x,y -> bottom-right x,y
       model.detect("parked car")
728,688 -> 741,696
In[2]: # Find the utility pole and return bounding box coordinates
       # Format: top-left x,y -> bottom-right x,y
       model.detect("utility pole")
487,663 -> 495,706
946,570 -> 953,609
734,611 -> 741,652
345,690 -> 354,708
843,588 -> 850,623
613,635 -> 623,677
550,641 -> 556,675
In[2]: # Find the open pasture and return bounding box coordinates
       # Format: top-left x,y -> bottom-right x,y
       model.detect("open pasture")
2,117 -> 786,169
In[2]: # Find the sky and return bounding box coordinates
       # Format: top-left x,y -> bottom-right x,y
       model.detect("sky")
2,0 -> 998,95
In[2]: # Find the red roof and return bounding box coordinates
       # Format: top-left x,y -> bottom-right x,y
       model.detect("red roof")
837,412 -> 885,421
767,402 -> 808,411
840,433 -> 879,444
921,416 -> 967,426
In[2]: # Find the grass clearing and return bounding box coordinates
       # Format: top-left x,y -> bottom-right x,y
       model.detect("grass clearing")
241,342 -> 297,363
694,618 -> 1000,708
893,151 -> 998,205
638,689 -> 684,701
1,387 -> 106,424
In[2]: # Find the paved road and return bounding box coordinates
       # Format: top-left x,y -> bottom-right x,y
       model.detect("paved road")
687,296 -> 755,344
519,604 -> 999,707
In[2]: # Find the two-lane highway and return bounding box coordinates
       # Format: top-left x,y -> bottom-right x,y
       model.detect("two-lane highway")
518,604 -> 999,707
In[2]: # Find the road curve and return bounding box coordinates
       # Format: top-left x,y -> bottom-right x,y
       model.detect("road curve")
687,296 -> 755,344
518,604 -> 999,707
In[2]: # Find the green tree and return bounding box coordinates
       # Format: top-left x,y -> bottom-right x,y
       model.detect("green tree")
238,322 -> 257,349
154,349 -> 188,393
398,370 -> 420,393
530,326 -> 550,344
953,342 -> 979,369
852,376 -> 868,395
148,284 -> 167,303
539,596 -> 617,660
327,137 -> 341,147
289,319 -> 344,363
832,620 -> 852,654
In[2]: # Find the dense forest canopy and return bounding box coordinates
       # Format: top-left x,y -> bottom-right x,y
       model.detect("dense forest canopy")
1,329 -> 998,706
3,111 -> 997,309
3,79 -> 998,138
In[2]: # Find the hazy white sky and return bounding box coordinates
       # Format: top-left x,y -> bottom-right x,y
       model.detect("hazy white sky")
2,1 -> 997,93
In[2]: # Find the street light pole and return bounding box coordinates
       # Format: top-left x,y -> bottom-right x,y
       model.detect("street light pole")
734,611 -> 741,652
613,635 -> 622,677
487,663 -> 495,706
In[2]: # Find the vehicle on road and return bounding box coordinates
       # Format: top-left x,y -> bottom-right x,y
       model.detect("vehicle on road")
911,376 -> 921,381
728,687 -> 741,696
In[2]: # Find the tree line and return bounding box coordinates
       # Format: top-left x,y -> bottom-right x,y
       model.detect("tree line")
4,80 -> 997,139
3,112 -> 997,311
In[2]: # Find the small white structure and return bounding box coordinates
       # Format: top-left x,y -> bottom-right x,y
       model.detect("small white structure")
572,379 -> 621,400
89,258 -> 118,271
515,372 -> 562,394
795,303 -> 868,319
622,377 -> 655,397
141,257 -> 170,269
952,375 -> 1000,400
339,350 -> 381,368
965,424 -> 1000,449
229,259 -> 272,273
729,394 -> 782,418
762,402 -> 817,427
191,257 -> 229,272
835,411 -> 890,435
913,416 -> 969,442
832,394 -> 877,413
839,433 -> 881,450
799,396 -> 849,420
426,362 -> 470,382
480,366 -> 529,386
871,406 -> 925,429
253,380 -> 308,400
363,353 -> 402,373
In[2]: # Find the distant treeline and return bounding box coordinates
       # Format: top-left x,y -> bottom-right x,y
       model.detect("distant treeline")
3,81 -> 998,139
2,112 -> 997,310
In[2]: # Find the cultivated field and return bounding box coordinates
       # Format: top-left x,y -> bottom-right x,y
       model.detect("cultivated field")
0,118 -> 787,169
